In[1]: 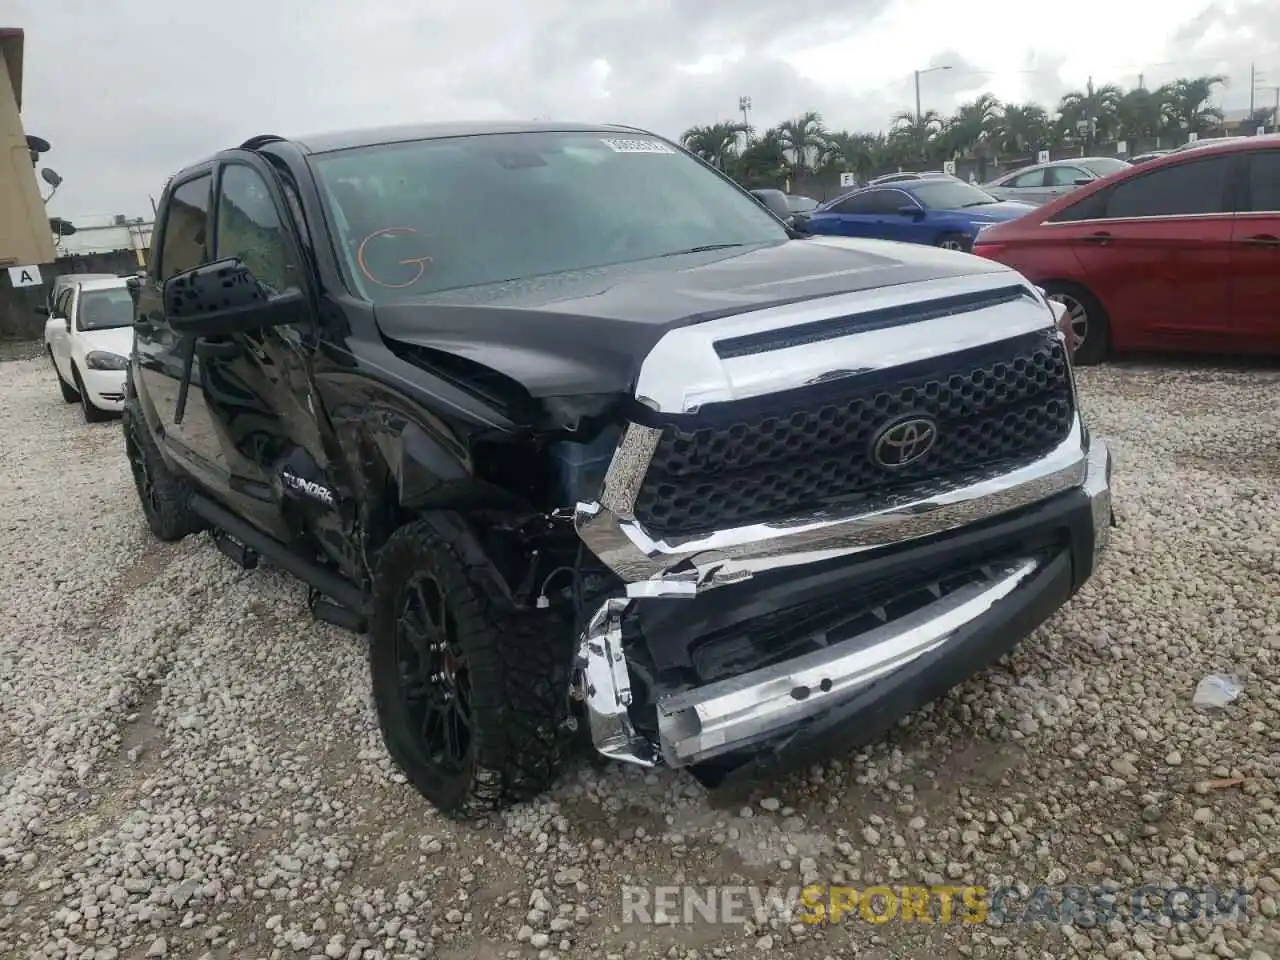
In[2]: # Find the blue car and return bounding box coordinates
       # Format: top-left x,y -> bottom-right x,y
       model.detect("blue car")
804,178 -> 1036,251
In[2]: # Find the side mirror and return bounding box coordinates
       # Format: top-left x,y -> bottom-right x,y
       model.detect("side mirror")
35,305 -> 49,317
750,189 -> 793,223
898,205 -> 924,219
1072,177 -> 1093,186
164,258 -> 305,337
125,273 -> 145,307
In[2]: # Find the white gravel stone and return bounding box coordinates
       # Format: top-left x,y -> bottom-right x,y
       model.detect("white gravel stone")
0,357 -> 1276,960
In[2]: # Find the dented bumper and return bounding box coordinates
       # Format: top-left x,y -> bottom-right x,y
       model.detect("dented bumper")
573,433 -> 1113,772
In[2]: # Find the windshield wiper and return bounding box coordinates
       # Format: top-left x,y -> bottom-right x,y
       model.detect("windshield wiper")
658,243 -> 748,257
960,200 -> 998,208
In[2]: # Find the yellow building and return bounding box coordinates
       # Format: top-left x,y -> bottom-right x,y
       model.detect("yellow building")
1,28 -> 56,271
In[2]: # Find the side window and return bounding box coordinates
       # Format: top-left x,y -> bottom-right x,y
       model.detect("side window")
1046,166 -> 1086,187
1104,156 -> 1233,218
54,288 -> 73,318
1245,150 -> 1280,212
1047,187 -> 1112,223
866,190 -> 909,214
160,175 -> 212,280
214,164 -> 299,294
832,194 -> 876,214
1010,170 -> 1045,188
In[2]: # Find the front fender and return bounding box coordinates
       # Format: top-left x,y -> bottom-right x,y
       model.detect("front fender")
323,373 -> 533,520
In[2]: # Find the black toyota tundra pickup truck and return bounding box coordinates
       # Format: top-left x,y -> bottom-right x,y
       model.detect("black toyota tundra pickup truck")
122,122 -> 1113,817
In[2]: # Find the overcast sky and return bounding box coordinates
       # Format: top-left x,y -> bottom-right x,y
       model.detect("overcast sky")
11,0 -> 1277,220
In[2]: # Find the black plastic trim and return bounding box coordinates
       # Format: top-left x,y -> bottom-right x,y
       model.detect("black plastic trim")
711,285 -> 1033,359
190,493 -> 367,614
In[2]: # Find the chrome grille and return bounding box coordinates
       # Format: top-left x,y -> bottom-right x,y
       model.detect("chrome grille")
632,330 -> 1072,538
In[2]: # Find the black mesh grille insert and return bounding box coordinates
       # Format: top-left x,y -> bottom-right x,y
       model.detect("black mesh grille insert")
632,330 -> 1073,537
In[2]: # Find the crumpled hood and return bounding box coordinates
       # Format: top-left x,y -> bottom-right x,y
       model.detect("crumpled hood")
374,236 -> 1015,398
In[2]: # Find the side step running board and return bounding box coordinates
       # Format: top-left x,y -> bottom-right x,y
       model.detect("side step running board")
189,493 -> 369,628
213,531 -> 259,569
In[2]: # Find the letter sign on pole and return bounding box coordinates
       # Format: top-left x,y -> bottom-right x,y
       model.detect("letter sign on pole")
839,172 -> 857,188
7,265 -> 43,287
1116,140 -> 1128,154
942,160 -> 957,176
1037,150 -> 1050,164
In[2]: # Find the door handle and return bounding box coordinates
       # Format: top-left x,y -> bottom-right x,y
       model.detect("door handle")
1081,232 -> 1112,245
1239,234 -> 1280,246
194,337 -> 241,360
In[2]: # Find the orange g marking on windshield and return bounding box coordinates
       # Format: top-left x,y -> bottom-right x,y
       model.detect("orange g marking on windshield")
357,226 -> 432,288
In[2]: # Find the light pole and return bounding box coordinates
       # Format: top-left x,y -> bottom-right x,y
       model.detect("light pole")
739,96 -> 752,142
914,65 -> 952,127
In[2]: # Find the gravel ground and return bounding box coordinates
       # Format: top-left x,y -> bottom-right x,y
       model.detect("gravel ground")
0,354 -> 1277,960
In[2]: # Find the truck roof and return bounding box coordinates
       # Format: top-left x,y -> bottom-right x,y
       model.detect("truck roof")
288,121 -> 649,155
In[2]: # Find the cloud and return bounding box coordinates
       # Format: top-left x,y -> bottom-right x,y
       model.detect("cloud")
8,0 -> 1277,218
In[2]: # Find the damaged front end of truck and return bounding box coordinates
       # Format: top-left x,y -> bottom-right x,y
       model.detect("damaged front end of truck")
558,274 -> 1114,785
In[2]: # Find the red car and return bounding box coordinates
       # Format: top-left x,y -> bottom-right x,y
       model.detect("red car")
972,136 -> 1280,364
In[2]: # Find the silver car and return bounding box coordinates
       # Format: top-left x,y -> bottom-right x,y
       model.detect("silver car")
869,170 -> 961,185
982,157 -> 1131,206
1166,136 -> 1248,154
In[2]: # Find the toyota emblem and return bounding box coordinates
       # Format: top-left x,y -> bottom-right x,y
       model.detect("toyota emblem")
871,416 -> 938,469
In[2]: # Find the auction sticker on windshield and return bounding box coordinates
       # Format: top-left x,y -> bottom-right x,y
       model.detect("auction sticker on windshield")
600,137 -> 675,154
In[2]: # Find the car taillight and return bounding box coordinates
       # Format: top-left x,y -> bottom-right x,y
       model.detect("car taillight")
971,242 -> 1007,259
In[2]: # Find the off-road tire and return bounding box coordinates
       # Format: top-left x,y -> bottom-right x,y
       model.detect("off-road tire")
369,517 -> 575,818
73,366 -> 114,423
122,397 -> 206,541
1043,281 -> 1110,366
49,349 -> 79,403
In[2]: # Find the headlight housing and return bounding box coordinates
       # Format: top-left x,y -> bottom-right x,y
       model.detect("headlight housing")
85,351 -> 129,371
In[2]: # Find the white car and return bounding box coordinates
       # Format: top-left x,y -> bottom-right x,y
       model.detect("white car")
43,276 -> 134,422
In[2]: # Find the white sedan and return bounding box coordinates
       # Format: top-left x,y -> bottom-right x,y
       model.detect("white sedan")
43,276 -> 134,422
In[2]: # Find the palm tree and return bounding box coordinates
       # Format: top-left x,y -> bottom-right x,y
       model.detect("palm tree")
820,131 -> 879,181
946,94 -> 1003,157
775,112 -> 827,174
890,109 -> 944,159
1057,82 -> 1123,150
1158,75 -> 1226,139
1115,88 -> 1166,148
996,103 -> 1052,157
680,121 -> 747,169
732,128 -> 790,187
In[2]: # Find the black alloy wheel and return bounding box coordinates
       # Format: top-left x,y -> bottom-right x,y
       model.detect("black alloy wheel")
394,572 -> 473,777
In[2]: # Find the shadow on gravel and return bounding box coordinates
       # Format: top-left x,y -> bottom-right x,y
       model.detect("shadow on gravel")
0,339 -> 43,363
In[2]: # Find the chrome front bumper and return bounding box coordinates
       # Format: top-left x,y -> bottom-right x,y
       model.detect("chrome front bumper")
572,432 -> 1113,769
576,416 -> 1092,594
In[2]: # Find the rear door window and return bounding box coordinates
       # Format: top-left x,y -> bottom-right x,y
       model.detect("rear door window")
1102,156 -> 1233,218
1045,166 -> 1088,186
1009,169 -> 1046,188
1244,149 -> 1280,212
831,193 -> 880,214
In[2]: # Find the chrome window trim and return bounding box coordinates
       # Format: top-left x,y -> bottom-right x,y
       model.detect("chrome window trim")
1043,212 -> 1238,227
